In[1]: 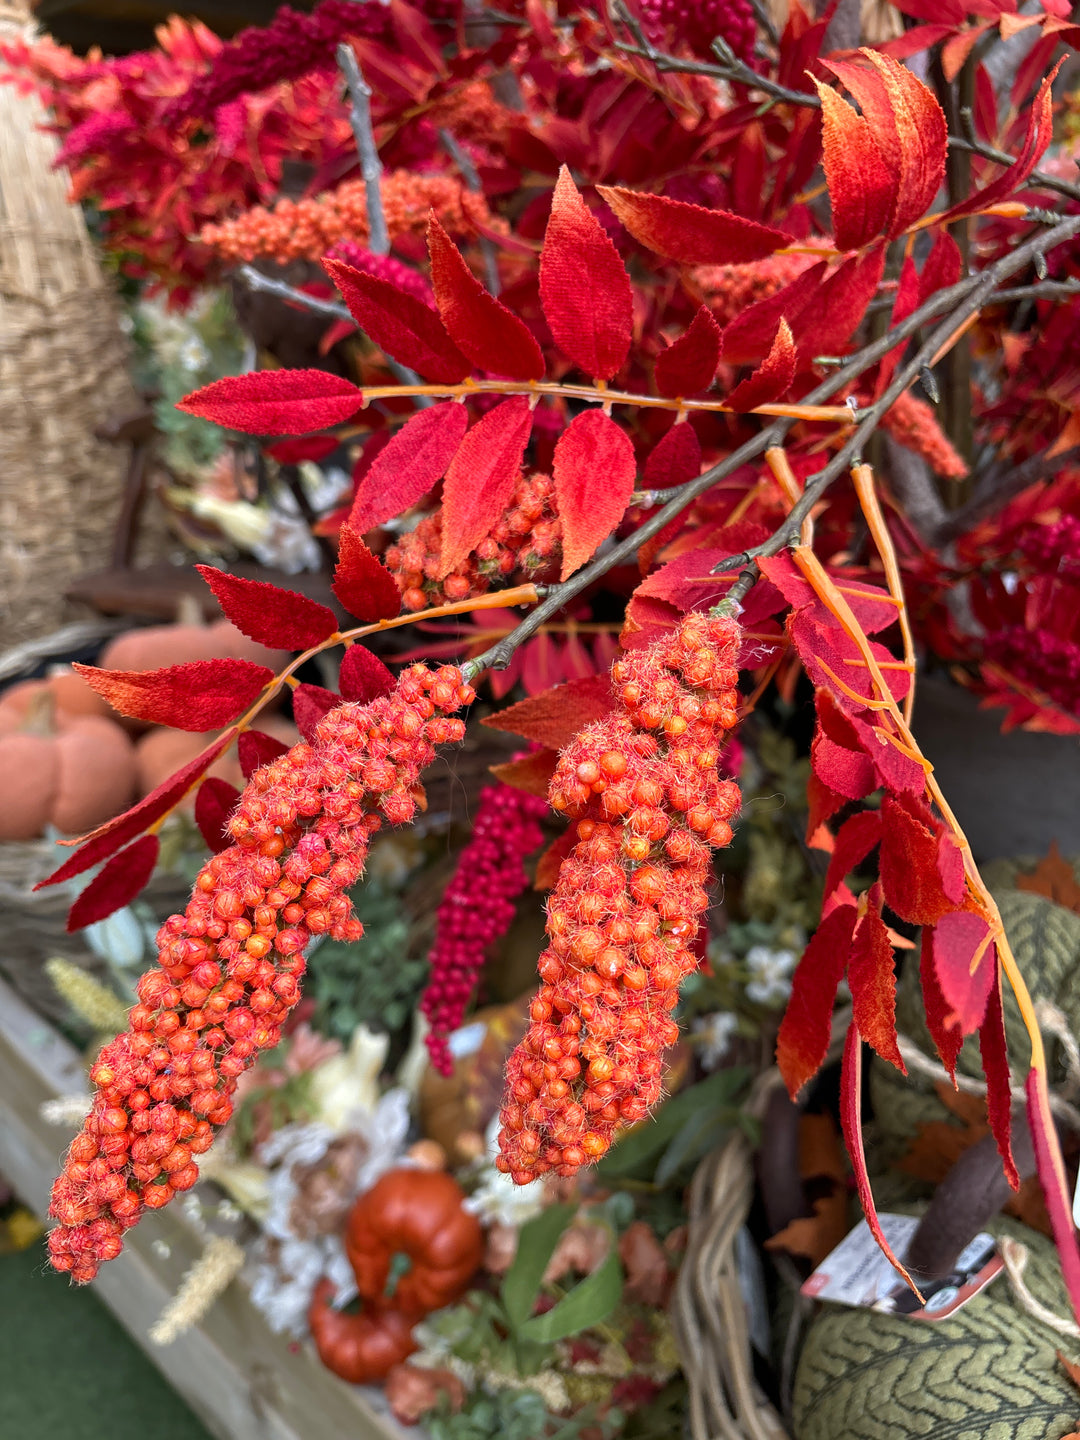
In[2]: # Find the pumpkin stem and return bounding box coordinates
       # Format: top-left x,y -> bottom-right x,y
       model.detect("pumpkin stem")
384,1251 -> 413,1299
21,688 -> 57,738
175,593 -> 207,627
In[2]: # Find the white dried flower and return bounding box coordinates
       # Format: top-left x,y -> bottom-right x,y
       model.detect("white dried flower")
744,945 -> 796,1006
40,1095 -> 92,1126
692,1011 -> 738,1069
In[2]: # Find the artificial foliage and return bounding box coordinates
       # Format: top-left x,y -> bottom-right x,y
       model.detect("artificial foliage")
11,0 -> 1080,1350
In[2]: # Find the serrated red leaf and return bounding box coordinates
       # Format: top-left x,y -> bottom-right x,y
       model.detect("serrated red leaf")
917,230 -> 962,306
876,256 -> 921,393
759,553 -> 899,635
428,215 -> 544,381
333,524 -> 402,622
840,1025 -> 922,1296
440,397 -> 534,575
654,307 -> 722,399
878,795 -> 955,925
794,247 -> 886,362
919,927 -> 962,1080
811,728 -> 876,802
339,644 -> 395,703
642,423 -> 702,490
323,256 -> 469,383
194,777 -> 240,853
521,632 -> 560,697
635,546 -> 776,617
813,77 -> 895,252
553,409 -> 636,580
293,683 -> 341,741
979,970 -> 1018,1190
66,834 -> 161,931
195,565 -> 338,651
931,910 -> 996,1033
1025,1067 -> 1080,1327
540,167 -> 632,382
806,771 -> 848,845
74,658 -> 272,731
788,609 -> 911,715
265,435 -> 340,464
483,675 -> 614,750
177,370 -> 364,436
725,319 -> 797,412
597,186 -> 788,265
823,810 -> 882,902
945,62 -> 1061,221
777,903 -> 858,1099
849,886 -> 904,1070
350,402 -> 468,533
721,262 -> 828,366
237,728 -> 290,779
489,748 -> 557,797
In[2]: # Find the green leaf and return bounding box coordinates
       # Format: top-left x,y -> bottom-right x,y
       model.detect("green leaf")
596,1066 -> 749,1180
500,1203 -> 575,1329
517,1238 -> 623,1343
654,1107 -> 729,1187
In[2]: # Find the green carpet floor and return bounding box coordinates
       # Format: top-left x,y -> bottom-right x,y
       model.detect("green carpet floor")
0,1245 -> 215,1440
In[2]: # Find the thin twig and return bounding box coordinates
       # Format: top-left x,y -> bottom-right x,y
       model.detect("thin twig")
932,444 -> 1080,544
337,42 -> 389,257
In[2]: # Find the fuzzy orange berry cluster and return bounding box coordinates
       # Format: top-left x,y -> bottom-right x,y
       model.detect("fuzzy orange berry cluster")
386,472 -> 562,613
198,172 -> 497,264
880,388 -> 968,479
496,612 -> 742,1183
47,665 -> 474,1283
691,252 -> 826,327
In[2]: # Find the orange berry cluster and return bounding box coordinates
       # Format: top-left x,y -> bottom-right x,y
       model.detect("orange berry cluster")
47,665 -> 474,1283
880,388 -> 968,479
496,612 -> 742,1183
199,171 -> 496,264
386,472 -> 562,613
691,252 -> 825,327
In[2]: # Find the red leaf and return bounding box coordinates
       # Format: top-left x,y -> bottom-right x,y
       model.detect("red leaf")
721,262 -> 828,365
339,644 -> 395,703
483,675 -> 614,750
1025,1067 -> 1080,1328
323,256 -> 469,383
535,825 -> 576,890
265,435 -> 340,464
823,810 -> 882,902
74,658 -> 272,731
849,887 -> 904,1071
811,727 -> 876,802
350,402 -> 468,532
195,565 -> 338,651
777,903 -> 858,1099
877,256 -> 921,393
840,1025 -> 922,1296
635,545 -> 775,616
66,834 -> 161,931
489,748 -> 557,797
654,306 -> 721,399
428,215 -> 544,381
194,777 -> 240,853
979,971 -> 1018,1190
931,910 -> 996,1033
945,62 -> 1062,221
597,186 -> 788,265
237,728 -> 290,779
333,525 -> 402,622
794,247 -> 886,361
642,423 -> 702,490
521,632 -> 561,697
813,76 -> 896,251
440,397 -> 534,574
540,167 -> 632,382
918,230 -> 962,306
293,683 -> 341,741
553,409 -> 636,580
878,795 -> 954,925
919,927 -> 962,1080
177,370 -> 363,436
806,771 -> 848,844
725,319 -> 797,412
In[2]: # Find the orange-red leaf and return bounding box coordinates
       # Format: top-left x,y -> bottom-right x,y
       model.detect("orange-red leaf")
553,409 -> 636,579
333,525 -> 402,622
74,659 -> 272,730
721,262 -> 827,365
725,319 -> 796,412
979,971 -> 1018,1190
930,910 -> 996,1033
350,401 -> 468,532
339,644 -> 395,703
66,834 -> 160,931
540,167 -> 632,382
878,794 -> 955,925
597,186 -> 788,265
814,77 -> 895,252
194,777 -> 240,853
177,370 -> 364,436
489,748 -> 557,797
238,727 -> 290,780
794,247 -> 886,362
823,810 -> 882,902
440,396 -> 534,574
292,683 -> 341,741
642,422 -> 702,490
323,256 -> 469,383
195,565 -> 338,651
482,675 -> 614,750
777,903 -> 858,1099
849,886 -> 904,1070
946,62 -> 1061,220
919,927 -> 963,1080
654,306 -> 721,399
428,215 -> 544,381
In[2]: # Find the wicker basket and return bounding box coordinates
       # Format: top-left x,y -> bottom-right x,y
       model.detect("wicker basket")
0,0 -> 140,644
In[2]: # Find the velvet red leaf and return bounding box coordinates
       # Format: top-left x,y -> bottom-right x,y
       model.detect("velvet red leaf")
930,910 -> 996,1033
642,423 -> 702,490
721,262 -> 828,365
195,565 -> 338,651
917,230 -> 963,306
945,62 -> 1061,221
919,927 -> 962,1080
553,409 -> 636,580
814,76 -> 895,252
849,886 -> 904,1071
823,810 -> 882,902
265,435 -> 340,464
540,167 -> 632,382
840,1025 -> 922,1295
788,609 -> 911,715
1025,1068 -> 1080,1328
332,524 -> 402,622
194,777 -> 240,854
237,728 -> 290,780
878,795 -> 954,925
534,825 -> 577,891
177,370 -> 364,436
597,186 -> 788,265
440,396 -> 534,575
428,215 -> 544,381
776,902 -> 858,1099
979,972 -> 1018,1190
654,307 -> 722,399
811,726 -> 876,802
66,834 -> 161,931
489,748 -> 557,797
725,319 -> 797,412
74,659 -> 272,731
293,683 -> 341,741
794,247 -> 886,362
323,256 -> 469,383
349,401 -> 468,532
635,546 -> 774,617
806,771 -> 849,845
482,674 -> 614,750
339,644 -> 395,703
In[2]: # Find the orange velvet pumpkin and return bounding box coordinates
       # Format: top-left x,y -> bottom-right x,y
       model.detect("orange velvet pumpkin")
99,617 -> 289,674
0,670 -> 114,724
133,714 -> 300,800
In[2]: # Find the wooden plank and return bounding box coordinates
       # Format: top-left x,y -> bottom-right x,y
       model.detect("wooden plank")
0,974 -> 407,1440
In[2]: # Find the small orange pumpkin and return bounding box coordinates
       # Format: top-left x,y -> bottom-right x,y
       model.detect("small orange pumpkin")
99,617 -> 289,675
133,714 -> 300,800
307,1279 -> 417,1384
0,670 -> 114,725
